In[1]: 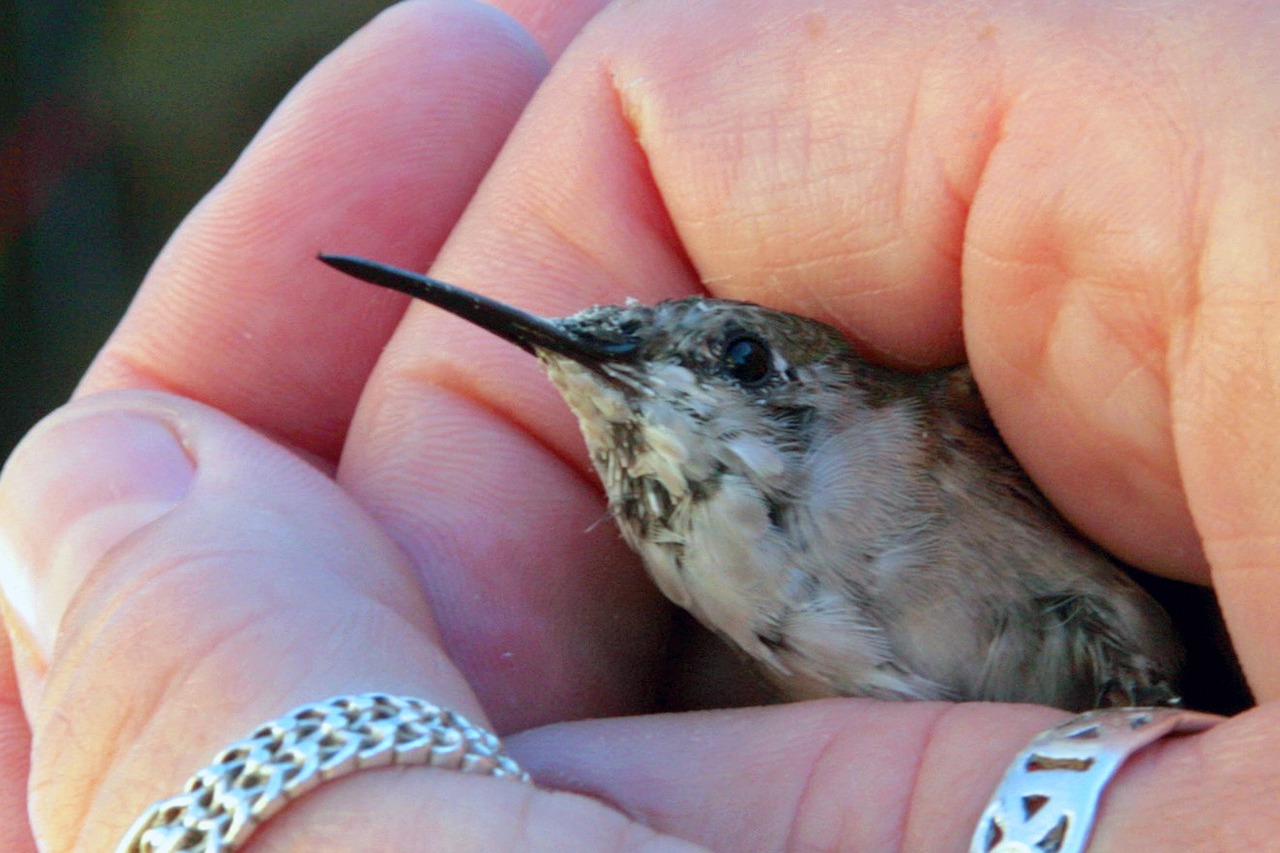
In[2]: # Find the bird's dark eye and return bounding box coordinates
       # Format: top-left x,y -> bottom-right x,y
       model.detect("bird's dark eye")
723,335 -> 772,386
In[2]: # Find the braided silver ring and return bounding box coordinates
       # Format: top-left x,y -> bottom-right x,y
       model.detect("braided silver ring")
970,706 -> 1222,853
116,692 -> 531,853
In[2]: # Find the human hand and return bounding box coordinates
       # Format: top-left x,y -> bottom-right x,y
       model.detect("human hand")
4,0 -> 1280,850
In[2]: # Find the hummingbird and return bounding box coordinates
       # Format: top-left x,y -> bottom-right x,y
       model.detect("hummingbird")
321,254 -> 1182,711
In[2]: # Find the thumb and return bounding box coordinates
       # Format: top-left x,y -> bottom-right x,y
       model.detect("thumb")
0,390 -> 484,850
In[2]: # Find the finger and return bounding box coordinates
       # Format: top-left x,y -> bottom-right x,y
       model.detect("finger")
513,701 -> 1065,851
77,0 -> 550,463
514,700 -> 1255,852
956,2 -> 1280,584
949,1 -> 1280,691
0,391 -> 459,848
1171,277 -> 1280,699
0,391 -> 702,851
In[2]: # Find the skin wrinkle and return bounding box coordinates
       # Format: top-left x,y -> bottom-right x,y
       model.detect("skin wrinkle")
1018,51 -> 1208,466
0,596 -> 43,679
513,784 -> 690,853
1071,284 -> 1172,463
512,728 -> 661,830
1094,361 -> 1179,491
603,62 -> 710,301
83,605 -> 428,852
615,822 -> 688,853
509,781 -> 542,852
516,195 -> 642,305
1085,278 -> 1172,371
0,713 -> 32,853
447,224 -> 614,314
87,346 -> 199,407
118,589 -> 427,775
25,702 -> 87,853
1029,277 -> 1177,545
93,344 -> 355,469
919,178 -> 966,281
427,54 -> 700,315
350,376 -> 577,556
781,716 -> 841,852
116,618 -> 269,837
787,706 -> 939,852
963,238 -> 1060,281
935,56 -> 1003,235
57,592 -> 268,852
607,73 -> 703,292
805,265 -> 938,368
1102,135 -> 1204,347
963,243 -> 1060,384
1164,152 -> 1218,397
891,65 -> 923,267
1167,181 -> 1273,535
34,540 -> 253,732
897,702 -> 957,853
395,353 -> 602,492
611,27 -> 858,301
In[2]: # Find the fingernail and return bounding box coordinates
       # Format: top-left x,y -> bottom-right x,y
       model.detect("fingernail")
0,405 -> 194,659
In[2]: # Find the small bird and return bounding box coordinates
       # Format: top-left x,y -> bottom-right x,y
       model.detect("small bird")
321,254 -> 1182,711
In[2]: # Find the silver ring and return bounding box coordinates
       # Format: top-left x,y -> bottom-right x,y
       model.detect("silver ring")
970,706 -> 1222,853
116,692 -> 532,853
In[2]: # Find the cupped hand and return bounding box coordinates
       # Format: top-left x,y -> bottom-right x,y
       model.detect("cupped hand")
4,1 -> 1280,851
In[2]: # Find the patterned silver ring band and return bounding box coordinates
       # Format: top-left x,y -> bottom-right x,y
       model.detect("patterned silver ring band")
116,692 -> 532,853
970,706 -> 1223,853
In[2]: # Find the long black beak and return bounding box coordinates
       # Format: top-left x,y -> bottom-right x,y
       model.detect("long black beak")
319,254 -> 638,364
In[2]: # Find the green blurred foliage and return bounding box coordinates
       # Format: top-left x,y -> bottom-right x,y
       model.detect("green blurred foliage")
2,0 -> 389,457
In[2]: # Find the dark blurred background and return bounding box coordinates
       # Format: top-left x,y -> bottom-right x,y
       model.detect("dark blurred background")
1,0 -> 389,458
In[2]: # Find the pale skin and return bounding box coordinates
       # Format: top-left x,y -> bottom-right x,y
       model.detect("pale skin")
1,0 -> 1278,849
